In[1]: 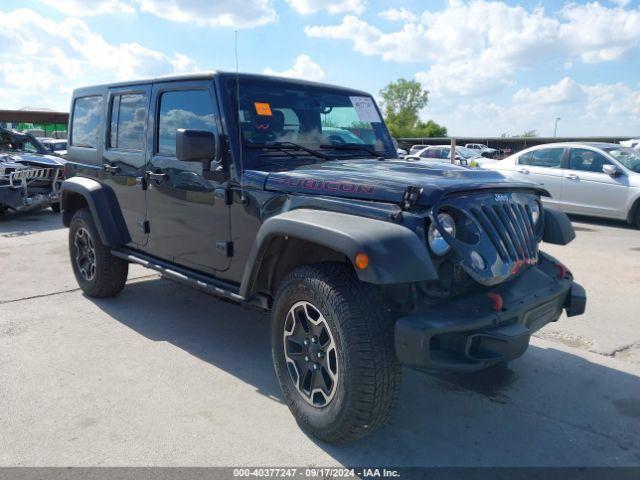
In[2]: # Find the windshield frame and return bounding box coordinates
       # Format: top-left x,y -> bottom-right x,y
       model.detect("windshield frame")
222,76 -> 396,170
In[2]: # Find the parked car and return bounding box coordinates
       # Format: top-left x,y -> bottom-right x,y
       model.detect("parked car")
466,143 -> 498,158
406,145 -> 483,166
0,127 -> 64,214
483,142 -> 640,227
38,137 -> 68,158
408,144 -> 429,155
60,72 -> 584,442
620,139 -> 640,151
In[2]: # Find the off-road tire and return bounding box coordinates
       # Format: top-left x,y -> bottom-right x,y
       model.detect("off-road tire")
69,208 -> 128,298
271,263 -> 401,443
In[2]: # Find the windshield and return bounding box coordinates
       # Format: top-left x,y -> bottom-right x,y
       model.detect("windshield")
0,133 -> 44,154
230,80 -> 396,165
603,147 -> 640,173
457,146 -> 480,159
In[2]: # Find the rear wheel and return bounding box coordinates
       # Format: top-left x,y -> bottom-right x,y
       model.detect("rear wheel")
271,263 -> 401,442
69,208 -> 128,298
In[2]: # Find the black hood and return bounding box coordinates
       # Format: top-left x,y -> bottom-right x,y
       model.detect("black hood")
257,159 -> 546,206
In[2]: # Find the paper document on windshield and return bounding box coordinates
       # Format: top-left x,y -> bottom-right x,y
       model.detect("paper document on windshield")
350,96 -> 381,123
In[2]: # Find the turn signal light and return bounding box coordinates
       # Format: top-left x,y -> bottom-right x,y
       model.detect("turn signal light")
355,253 -> 369,270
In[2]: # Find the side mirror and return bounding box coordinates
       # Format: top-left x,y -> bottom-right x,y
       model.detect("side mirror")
176,129 -> 226,182
602,164 -> 621,177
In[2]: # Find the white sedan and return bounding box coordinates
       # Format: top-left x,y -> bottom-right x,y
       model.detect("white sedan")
482,142 -> 640,227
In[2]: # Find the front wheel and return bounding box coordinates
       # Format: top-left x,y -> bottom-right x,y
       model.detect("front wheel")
69,208 -> 128,298
271,263 -> 401,442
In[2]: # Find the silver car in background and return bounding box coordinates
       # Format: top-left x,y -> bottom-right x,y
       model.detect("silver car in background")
483,142 -> 640,227
406,145 -> 484,166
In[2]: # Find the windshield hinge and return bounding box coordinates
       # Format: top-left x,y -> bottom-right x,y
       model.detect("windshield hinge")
401,186 -> 423,210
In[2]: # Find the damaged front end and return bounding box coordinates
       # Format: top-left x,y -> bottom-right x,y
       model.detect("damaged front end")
0,127 -> 64,213
394,188 -> 586,372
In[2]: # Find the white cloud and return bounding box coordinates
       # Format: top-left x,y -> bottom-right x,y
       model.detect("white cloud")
133,0 -> 277,28
286,0 -> 365,15
264,54 -> 325,81
35,0 -> 277,28
512,77 -> 586,106
0,8 -> 197,110
36,0 -> 134,16
429,77 -> 640,136
559,1 -> 640,63
378,7 -> 417,22
306,1 -> 640,98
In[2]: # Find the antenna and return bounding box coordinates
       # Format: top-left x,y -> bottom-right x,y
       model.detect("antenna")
235,30 -> 244,198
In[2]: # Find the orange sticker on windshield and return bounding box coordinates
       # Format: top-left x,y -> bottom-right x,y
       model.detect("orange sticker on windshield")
254,102 -> 272,116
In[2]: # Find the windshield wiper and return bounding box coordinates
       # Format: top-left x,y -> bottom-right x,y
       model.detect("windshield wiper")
319,143 -> 385,159
246,141 -> 330,161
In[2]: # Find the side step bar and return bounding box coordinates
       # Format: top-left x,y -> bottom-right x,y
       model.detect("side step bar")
111,247 -> 245,303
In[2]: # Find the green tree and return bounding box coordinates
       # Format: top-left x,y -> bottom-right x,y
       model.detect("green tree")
520,130 -> 538,138
379,79 -> 446,137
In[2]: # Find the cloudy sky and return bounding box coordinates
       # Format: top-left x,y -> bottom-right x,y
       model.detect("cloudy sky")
1,0 -> 639,137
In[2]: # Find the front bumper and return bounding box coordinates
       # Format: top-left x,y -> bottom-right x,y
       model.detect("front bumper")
395,253 -> 586,373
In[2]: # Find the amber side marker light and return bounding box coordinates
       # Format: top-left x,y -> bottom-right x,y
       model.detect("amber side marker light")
354,253 -> 369,270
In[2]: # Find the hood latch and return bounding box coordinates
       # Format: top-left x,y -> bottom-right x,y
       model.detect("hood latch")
401,186 -> 423,210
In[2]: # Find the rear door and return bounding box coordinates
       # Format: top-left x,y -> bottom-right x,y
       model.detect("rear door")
515,147 -> 566,207
560,147 -> 630,218
144,80 -> 231,274
102,85 -> 151,247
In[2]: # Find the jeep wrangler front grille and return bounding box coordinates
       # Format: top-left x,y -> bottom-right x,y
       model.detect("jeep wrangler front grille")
430,190 -> 544,286
469,202 -> 537,264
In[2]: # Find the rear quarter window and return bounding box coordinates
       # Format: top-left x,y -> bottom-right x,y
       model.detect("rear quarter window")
71,95 -> 103,149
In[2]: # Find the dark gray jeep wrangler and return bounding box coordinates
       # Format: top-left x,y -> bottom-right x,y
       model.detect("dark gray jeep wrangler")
61,72 -> 586,442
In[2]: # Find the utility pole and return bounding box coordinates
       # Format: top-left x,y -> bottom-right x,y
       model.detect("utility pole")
450,137 -> 456,164
554,117 -> 561,137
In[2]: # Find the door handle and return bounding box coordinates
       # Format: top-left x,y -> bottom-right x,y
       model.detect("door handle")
145,171 -> 168,182
517,168 -> 529,174
103,164 -> 120,174
565,174 -> 579,180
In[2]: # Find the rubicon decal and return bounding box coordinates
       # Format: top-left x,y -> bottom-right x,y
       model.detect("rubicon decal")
271,176 -> 375,195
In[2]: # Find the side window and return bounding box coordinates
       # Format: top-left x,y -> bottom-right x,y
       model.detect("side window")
158,89 -> 216,156
109,93 -> 147,151
71,96 -> 103,148
440,148 -> 451,159
526,148 -> 564,168
518,152 -> 532,165
568,148 -> 612,173
424,148 -> 439,158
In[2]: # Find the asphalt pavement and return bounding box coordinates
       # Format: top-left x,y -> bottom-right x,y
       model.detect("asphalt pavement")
1,209 -> 639,466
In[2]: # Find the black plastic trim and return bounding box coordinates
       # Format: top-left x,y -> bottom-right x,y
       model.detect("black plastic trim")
543,207 -> 576,245
60,176 -> 130,247
239,209 -> 437,298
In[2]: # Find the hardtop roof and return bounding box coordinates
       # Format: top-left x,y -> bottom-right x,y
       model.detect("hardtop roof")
71,71 -> 372,98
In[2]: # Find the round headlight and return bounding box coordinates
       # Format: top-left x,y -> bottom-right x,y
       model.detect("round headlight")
428,213 -> 455,256
530,202 -> 541,225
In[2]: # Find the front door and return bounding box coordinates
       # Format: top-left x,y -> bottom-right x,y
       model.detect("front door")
102,85 -> 151,247
561,147 -> 630,219
144,80 -> 231,274
515,147 -> 566,207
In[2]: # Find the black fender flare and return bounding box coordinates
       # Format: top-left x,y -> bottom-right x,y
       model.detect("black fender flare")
61,177 -> 130,247
239,209 -> 438,298
542,207 -> 575,245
